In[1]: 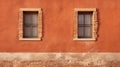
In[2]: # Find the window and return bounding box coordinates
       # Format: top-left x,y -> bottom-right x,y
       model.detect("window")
23,11 -> 38,38
19,8 -> 42,40
78,12 -> 92,38
74,8 -> 98,40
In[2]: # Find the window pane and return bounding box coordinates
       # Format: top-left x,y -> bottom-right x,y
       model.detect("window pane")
78,14 -> 84,24
24,13 -> 32,26
85,14 -> 91,24
78,27 -> 84,38
32,13 -> 38,26
85,27 -> 92,38
23,27 -> 31,38
32,27 -> 38,37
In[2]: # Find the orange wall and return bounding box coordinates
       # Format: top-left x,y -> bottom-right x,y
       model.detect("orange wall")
0,0 -> 120,52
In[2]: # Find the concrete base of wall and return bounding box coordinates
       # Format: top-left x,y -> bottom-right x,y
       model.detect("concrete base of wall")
0,53 -> 120,67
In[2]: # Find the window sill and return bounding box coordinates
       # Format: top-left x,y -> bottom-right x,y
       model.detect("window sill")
73,38 -> 96,41
19,38 -> 41,40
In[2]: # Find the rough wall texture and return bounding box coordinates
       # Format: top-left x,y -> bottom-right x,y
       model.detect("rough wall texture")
0,53 -> 120,67
0,0 -> 120,66
0,0 -> 120,52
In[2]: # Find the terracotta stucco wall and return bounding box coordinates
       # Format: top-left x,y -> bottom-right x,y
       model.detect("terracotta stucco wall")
0,0 -> 120,52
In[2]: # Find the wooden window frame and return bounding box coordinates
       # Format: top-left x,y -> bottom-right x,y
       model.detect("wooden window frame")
19,8 -> 42,40
73,8 -> 98,41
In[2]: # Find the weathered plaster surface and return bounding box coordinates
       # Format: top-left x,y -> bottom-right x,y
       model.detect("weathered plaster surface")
0,53 -> 120,67
0,0 -> 120,52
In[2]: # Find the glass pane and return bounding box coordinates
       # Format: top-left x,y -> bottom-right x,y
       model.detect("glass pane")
78,14 -> 84,24
32,27 -> 38,37
85,14 -> 91,24
23,27 -> 31,38
32,13 -> 38,26
85,27 -> 92,38
78,27 -> 84,38
24,13 -> 32,26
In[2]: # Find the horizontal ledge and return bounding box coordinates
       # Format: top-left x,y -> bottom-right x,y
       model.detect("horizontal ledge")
73,38 -> 96,41
19,38 -> 41,40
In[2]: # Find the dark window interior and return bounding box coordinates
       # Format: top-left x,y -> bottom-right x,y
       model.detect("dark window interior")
23,11 -> 38,38
78,12 -> 93,38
